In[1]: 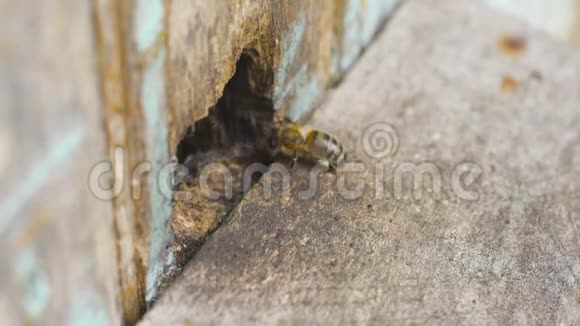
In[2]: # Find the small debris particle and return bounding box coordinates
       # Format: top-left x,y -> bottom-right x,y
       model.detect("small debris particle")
264,231 -> 278,241
501,75 -> 519,93
498,34 -> 527,57
576,293 -> 580,304
349,242 -> 355,248
274,230 -> 286,242
530,70 -> 543,81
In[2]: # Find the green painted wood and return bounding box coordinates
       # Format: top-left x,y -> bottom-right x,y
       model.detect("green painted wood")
0,0 -> 120,324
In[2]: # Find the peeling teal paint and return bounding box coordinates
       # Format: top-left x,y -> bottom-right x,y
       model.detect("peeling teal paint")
288,72 -> 321,122
276,65 -> 306,106
361,0 -> 399,45
142,48 -> 174,305
135,0 -> 174,305
70,292 -> 109,326
273,11 -> 322,120
274,2 -> 398,120
341,0 -> 399,71
0,124 -> 84,235
135,0 -> 164,52
330,47 -> 341,83
274,12 -> 306,107
277,65 -> 321,121
341,0 -> 362,71
15,248 -> 50,320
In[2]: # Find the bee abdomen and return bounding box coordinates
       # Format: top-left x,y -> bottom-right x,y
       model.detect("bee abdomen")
313,134 -> 344,161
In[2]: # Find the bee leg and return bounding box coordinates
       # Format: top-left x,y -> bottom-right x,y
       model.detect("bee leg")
330,162 -> 338,171
290,150 -> 299,169
318,160 -> 330,171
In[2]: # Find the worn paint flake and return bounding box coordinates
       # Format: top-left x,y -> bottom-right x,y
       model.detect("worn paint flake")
134,0 -> 174,305
274,12 -> 306,107
15,248 -> 50,320
135,0 -> 165,52
279,65 -> 322,121
342,0 -> 399,71
70,292 -> 109,326
142,49 -> 174,304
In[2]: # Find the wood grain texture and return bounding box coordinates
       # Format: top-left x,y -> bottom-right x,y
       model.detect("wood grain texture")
158,0 -> 398,301
0,0 -> 120,324
165,0 -> 400,150
141,0 -> 580,324
0,0 -> 396,323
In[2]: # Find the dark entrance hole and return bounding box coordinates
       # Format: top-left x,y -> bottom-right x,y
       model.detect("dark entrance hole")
171,53 -> 278,269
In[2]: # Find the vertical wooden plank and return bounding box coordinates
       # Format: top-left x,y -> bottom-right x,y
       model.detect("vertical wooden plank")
159,0 -> 401,309
0,0 -> 120,324
133,0 -> 175,306
96,0 -> 176,318
0,0 -> 402,323
93,0 -> 149,323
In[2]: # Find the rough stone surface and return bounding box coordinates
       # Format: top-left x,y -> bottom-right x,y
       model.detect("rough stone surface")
140,0 -> 580,324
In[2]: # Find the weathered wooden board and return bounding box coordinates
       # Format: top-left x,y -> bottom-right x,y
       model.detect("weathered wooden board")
140,0 -> 580,324
0,0 -> 120,324
1,0 -> 400,323
92,0 -> 400,323
157,0 -> 400,309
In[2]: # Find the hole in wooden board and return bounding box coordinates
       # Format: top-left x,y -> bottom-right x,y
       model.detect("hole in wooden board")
171,52 -> 281,271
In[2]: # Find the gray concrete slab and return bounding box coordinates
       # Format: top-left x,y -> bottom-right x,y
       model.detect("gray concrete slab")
140,0 -> 580,324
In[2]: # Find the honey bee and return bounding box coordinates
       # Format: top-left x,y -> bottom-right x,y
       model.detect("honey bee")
274,123 -> 347,170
